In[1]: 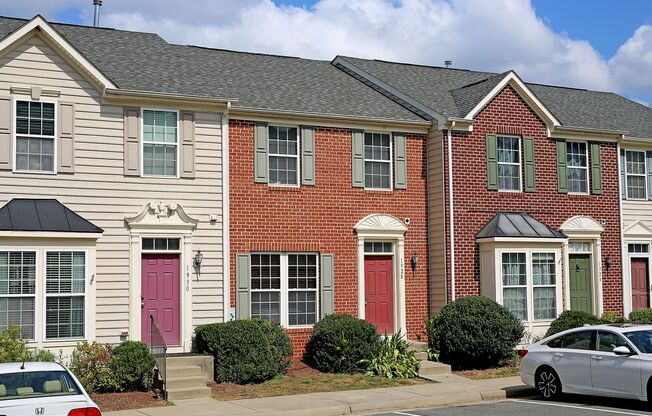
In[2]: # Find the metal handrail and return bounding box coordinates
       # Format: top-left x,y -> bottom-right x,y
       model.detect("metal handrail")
150,315 -> 167,398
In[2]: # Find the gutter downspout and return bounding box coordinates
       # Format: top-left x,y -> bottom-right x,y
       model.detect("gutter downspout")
447,125 -> 456,301
617,136 -> 626,315
222,102 -> 232,322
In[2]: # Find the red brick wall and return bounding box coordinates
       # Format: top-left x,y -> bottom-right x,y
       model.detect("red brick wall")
229,120 -> 430,358
443,85 -> 622,313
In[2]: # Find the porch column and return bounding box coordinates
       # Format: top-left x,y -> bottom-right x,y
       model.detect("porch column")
595,238 -> 604,316
562,240 -> 570,311
397,237 -> 407,337
357,238 -> 365,320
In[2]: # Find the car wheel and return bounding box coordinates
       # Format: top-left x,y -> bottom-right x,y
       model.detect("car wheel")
536,367 -> 562,400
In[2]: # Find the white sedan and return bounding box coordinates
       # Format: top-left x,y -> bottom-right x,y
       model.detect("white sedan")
520,324 -> 652,401
0,361 -> 101,416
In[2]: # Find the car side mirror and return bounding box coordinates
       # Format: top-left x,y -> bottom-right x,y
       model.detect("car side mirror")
613,346 -> 634,356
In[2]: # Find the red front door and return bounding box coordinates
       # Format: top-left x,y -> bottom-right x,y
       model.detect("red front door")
364,255 -> 394,334
141,253 -> 181,346
632,258 -> 650,310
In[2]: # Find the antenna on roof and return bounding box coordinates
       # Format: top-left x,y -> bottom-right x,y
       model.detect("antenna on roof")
444,60 -> 452,69
93,0 -> 102,27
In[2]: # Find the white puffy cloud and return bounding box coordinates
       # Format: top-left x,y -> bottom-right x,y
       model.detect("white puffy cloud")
609,25 -> 652,102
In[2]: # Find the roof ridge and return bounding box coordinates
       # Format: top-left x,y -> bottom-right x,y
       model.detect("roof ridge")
186,45 -> 327,62
340,55 -> 497,75
0,15 -> 165,38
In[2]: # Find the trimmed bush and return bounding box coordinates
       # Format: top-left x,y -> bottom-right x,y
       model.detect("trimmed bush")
601,311 -> 626,324
545,310 -> 601,337
304,314 -> 381,374
70,342 -> 120,393
629,308 -> 652,324
195,319 -> 292,384
363,333 -> 420,379
111,341 -> 156,391
435,296 -> 524,370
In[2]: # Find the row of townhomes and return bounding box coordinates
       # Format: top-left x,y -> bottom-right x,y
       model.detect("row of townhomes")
0,15 -> 652,355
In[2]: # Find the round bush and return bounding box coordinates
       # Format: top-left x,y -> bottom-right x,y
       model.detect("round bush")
111,341 -> 156,391
629,308 -> 652,324
436,296 -> 524,370
545,310 -> 601,337
70,342 -> 120,393
195,319 -> 292,384
304,314 -> 380,373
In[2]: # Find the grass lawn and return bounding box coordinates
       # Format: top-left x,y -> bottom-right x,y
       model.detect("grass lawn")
91,391 -> 171,412
209,361 -> 430,401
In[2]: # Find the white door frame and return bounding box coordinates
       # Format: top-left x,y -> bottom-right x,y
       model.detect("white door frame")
126,202 -> 198,353
622,221 -> 652,315
354,214 -> 407,337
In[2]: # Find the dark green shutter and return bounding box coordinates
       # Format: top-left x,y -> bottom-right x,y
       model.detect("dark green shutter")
254,122 -> 268,183
352,130 -> 364,188
590,142 -> 602,195
235,254 -> 250,319
556,140 -> 568,194
524,137 -> 535,193
301,126 -> 315,185
394,133 -> 407,189
486,135 -> 498,190
320,254 -> 335,318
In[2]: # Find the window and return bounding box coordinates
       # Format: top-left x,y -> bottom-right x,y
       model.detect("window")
502,253 -> 527,320
0,252 -> 36,339
497,136 -> 521,191
597,331 -> 629,353
15,100 -> 55,173
364,132 -> 391,189
0,370 -> 81,401
364,242 -> 393,253
568,242 -> 591,253
532,253 -> 556,320
268,126 -> 299,186
250,253 -> 318,327
45,252 -> 85,339
625,150 -> 647,200
547,330 -> 595,350
142,109 -> 178,177
566,142 -> 588,193
629,244 -> 649,254
142,238 -> 180,251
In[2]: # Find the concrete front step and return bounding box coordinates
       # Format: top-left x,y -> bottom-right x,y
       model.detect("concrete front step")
165,354 -> 214,382
166,375 -> 208,389
166,365 -> 203,379
414,351 -> 428,361
407,341 -> 427,352
419,360 -> 451,376
166,385 -> 212,401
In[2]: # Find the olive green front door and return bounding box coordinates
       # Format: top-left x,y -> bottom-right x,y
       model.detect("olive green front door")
569,254 -> 593,313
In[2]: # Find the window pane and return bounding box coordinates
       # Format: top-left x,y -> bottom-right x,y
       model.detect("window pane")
497,137 -> 521,191
250,254 -> 281,290
498,164 -> 520,190
533,287 -> 556,320
501,253 -> 526,286
288,254 -> 318,290
143,110 -> 177,144
15,137 -> 55,172
250,292 -> 280,324
46,252 -> 85,294
503,287 -> 527,320
365,161 -> 391,189
629,244 -> 649,253
626,151 -> 646,175
532,253 -> 555,285
46,296 -> 85,339
269,156 -> 297,185
568,167 -> 588,193
0,297 -> 35,339
143,144 -> 177,176
627,175 -> 646,199
597,331 -> 628,352
4,252 -> 36,295
288,291 -> 316,326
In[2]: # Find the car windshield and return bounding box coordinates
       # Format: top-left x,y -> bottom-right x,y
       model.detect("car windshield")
0,370 -> 81,400
625,330 -> 652,353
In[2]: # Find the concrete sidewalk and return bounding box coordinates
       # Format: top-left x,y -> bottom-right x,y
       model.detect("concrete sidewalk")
105,376 -> 533,416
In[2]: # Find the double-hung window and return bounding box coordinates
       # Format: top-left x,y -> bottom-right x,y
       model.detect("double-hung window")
566,142 -> 588,193
502,253 -> 527,320
15,100 -> 55,173
497,136 -> 521,191
250,253 -> 318,327
364,132 -> 391,189
143,109 -> 178,177
0,252 -> 36,339
268,126 -> 299,186
532,253 -> 557,320
625,150 -> 647,199
45,252 -> 85,339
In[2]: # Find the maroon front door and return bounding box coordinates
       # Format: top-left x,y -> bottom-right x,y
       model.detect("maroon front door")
141,253 -> 181,346
364,256 -> 394,334
632,258 -> 650,310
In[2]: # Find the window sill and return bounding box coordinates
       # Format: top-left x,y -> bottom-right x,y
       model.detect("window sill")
567,193 -> 592,199
363,188 -> 393,194
268,186 -> 302,192
13,170 -> 57,175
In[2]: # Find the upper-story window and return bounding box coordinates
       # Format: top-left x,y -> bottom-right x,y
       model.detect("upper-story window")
15,100 -> 55,173
497,136 -> 521,191
364,132 -> 391,189
625,150 -> 647,200
566,142 -> 588,194
269,126 -> 299,186
142,109 -> 178,177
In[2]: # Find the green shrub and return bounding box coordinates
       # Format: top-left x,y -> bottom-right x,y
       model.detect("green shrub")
425,315 -> 440,354
0,326 -> 31,363
111,341 -> 156,391
363,333 -> 420,379
545,310 -> 601,337
195,319 -> 292,384
629,308 -> 652,324
31,349 -> 56,362
436,296 -> 524,370
304,314 -> 381,374
601,311 -> 626,324
69,342 -> 120,393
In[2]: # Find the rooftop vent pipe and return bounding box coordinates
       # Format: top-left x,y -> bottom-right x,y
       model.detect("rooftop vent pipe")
93,0 -> 102,27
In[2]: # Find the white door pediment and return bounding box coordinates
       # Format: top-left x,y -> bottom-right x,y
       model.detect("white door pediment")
126,201 -> 198,231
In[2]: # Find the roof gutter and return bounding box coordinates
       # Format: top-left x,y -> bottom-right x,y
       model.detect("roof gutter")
550,125 -> 627,141
103,88 -> 238,106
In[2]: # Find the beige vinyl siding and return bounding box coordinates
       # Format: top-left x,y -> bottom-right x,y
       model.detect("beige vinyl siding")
0,36 -> 224,344
427,128 -> 446,313
624,201 -> 652,230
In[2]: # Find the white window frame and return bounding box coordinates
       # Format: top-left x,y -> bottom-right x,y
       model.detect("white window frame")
140,108 -> 180,179
267,125 -> 300,187
250,252 -> 319,329
531,252 -> 558,321
496,135 -> 522,192
363,131 -> 393,191
501,252 -> 528,320
566,141 -> 589,195
0,250 -> 37,340
625,149 -> 647,200
12,97 -> 58,175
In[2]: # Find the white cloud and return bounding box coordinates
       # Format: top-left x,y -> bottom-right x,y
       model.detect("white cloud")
609,25 -> 652,100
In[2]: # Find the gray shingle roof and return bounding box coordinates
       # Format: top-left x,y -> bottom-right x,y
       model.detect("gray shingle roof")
451,72 -> 511,117
476,212 -> 566,240
0,199 -> 103,233
0,16 -> 425,123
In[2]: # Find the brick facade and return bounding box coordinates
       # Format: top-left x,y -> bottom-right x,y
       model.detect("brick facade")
229,119 -> 429,358
442,85 -> 623,313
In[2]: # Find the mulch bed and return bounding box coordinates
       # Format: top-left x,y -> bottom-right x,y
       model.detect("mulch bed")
91,391 -> 169,412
